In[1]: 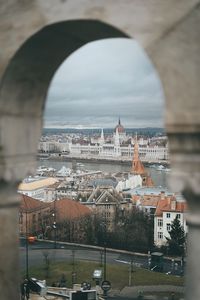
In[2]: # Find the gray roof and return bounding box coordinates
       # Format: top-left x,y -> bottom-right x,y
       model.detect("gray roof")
88,178 -> 118,188
126,186 -> 172,196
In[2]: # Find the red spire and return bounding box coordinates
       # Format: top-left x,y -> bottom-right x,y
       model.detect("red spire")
131,134 -> 154,186
131,134 -> 145,175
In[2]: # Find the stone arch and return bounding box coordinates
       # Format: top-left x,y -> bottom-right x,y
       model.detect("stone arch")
0,19 -> 133,299
0,20 -> 129,183
0,13 -> 199,299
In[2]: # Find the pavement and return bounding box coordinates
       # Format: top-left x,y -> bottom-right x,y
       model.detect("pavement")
112,285 -> 184,298
29,285 -> 185,300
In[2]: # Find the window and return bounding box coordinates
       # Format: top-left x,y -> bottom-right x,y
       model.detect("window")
158,232 -> 163,239
167,223 -> 171,231
177,213 -> 181,219
105,204 -> 111,209
166,213 -> 170,218
19,213 -> 23,225
32,214 -> 36,223
158,219 -> 163,227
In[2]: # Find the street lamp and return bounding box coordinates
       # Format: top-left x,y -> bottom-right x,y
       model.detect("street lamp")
103,237 -> 107,282
100,221 -> 107,281
22,197 -> 30,280
71,249 -> 77,286
100,220 -> 108,299
52,198 -> 57,249
25,208 -> 29,279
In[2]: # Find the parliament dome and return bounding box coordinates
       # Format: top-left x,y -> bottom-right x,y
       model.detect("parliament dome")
115,118 -> 125,133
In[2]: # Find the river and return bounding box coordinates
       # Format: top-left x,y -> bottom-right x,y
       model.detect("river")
38,159 -> 168,188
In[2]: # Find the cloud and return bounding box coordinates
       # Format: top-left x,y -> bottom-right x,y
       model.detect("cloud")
44,38 -> 164,128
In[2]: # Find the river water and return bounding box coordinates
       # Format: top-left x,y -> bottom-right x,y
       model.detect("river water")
38,159 -> 168,188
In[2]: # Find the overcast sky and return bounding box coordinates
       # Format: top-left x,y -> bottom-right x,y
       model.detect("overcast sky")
44,38 -> 164,128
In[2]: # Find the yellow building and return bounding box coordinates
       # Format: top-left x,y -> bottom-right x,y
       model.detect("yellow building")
18,177 -> 59,200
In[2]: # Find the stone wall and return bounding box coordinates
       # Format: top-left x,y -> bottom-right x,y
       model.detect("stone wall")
0,1 -> 200,299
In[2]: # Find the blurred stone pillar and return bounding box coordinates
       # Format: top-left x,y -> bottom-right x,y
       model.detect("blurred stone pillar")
0,181 -> 20,300
0,113 -> 41,300
168,133 -> 200,300
148,4 -> 200,300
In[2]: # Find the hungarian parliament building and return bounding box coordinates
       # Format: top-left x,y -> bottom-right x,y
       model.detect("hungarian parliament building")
39,120 -> 169,163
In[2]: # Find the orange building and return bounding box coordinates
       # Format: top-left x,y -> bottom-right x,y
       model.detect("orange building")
19,195 -> 50,237
19,195 -> 91,242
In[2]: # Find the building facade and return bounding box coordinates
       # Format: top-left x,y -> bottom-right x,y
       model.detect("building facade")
154,197 -> 188,247
18,177 -> 59,200
38,120 -> 169,162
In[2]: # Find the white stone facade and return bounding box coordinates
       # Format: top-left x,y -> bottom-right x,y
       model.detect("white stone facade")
38,141 -> 70,153
68,143 -> 168,161
154,203 -> 188,247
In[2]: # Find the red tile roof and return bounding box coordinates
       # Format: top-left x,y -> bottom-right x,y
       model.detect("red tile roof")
140,198 -> 158,207
132,194 -> 160,205
52,199 -> 91,221
155,197 -> 188,217
20,195 -> 48,212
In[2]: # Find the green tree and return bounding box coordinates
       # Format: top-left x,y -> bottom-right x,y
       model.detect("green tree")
82,214 -> 96,244
166,215 -> 185,256
108,207 -> 154,253
122,208 -> 154,252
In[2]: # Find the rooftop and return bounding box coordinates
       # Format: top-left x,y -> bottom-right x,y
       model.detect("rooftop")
19,177 -> 59,191
20,195 -> 48,212
155,198 -> 188,217
52,198 -> 91,220
88,177 -> 118,188
138,198 -> 159,207
128,186 -> 171,196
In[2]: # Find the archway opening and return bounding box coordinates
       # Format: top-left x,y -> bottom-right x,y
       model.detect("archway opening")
0,19 -> 186,299
0,19 -> 130,299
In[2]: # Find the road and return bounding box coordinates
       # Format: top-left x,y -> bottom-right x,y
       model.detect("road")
19,240 -> 184,276
20,247 -> 120,269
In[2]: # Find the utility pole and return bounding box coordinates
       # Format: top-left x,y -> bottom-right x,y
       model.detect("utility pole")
72,249 -> 75,273
71,249 -> 77,286
101,221 -> 107,282
103,220 -> 107,299
104,241 -> 107,281
128,260 -> 133,286
25,208 -> 29,279
100,250 -> 103,267
100,217 -> 112,300
52,198 -> 57,249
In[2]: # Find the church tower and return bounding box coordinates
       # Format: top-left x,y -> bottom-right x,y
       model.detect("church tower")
115,117 -> 125,134
114,128 -> 121,156
131,134 -> 154,186
131,134 -> 145,175
114,127 -> 120,146
99,128 -> 105,145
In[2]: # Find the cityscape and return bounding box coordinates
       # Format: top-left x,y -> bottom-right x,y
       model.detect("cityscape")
38,119 -> 169,164
19,119 -> 187,299
19,25 -> 185,300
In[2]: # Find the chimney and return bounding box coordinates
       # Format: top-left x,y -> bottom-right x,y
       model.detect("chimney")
160,191 -> 165,200
171,198 -> 176,210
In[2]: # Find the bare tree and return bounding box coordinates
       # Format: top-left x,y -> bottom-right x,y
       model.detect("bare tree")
42,250 -> 51,279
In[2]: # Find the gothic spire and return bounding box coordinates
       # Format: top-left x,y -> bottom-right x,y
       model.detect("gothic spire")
100,128 -> 105,145
131,134 -> 145,175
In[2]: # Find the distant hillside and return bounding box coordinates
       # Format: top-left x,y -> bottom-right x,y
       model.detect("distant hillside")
42,127 -> 165,137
